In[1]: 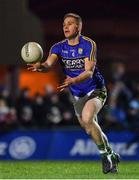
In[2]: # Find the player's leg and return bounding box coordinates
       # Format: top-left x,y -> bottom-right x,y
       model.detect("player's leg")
94,115 -> 120,173
71,93 -> 112,173
81,97 -> 113,173
72,95 -> 107,149
94,116 -> 113,154
71,89 -> 120,173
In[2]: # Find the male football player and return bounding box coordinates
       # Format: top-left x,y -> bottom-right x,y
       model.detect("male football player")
28,13 -> 120,173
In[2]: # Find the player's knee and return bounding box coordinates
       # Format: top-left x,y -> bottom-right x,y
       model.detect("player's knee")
81,113 -> 96,135
84,123 -> 93,135
82,119 -> 93,135
82,111 -> 94,125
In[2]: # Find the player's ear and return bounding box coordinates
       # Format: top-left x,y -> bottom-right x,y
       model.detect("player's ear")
78,23 -> 82,33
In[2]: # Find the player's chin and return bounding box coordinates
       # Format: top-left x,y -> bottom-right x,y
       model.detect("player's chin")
64,33 -> 70,38
64,32 -> 74,38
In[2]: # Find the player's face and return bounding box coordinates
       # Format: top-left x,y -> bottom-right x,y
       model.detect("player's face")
63,17 -> 80,39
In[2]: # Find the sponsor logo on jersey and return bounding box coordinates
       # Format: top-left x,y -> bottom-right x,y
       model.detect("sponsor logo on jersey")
62,58 -> 84,70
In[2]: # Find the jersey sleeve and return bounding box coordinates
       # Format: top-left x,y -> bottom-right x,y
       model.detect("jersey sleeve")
49,43 -> 60,56
84,40 -> 97,61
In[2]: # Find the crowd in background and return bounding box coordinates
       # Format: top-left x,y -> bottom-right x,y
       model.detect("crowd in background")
0,62 -> 139,134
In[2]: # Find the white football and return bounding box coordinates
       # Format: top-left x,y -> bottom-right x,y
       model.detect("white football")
21,42 -> 43,63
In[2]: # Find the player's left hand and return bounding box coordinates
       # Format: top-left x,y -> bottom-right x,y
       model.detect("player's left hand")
57,77 -> 76,92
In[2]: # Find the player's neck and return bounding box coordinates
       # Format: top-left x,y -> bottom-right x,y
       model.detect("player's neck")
68,34 -> 80,46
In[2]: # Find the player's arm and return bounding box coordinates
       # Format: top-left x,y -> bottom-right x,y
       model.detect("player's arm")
58,40 -> 96,91
58,58 -> 96,91
27,54 -> 58,72
70,58 -> 96,83
70,40 -> 97,83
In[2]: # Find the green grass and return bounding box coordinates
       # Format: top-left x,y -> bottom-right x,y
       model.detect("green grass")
0,161 -> 139,179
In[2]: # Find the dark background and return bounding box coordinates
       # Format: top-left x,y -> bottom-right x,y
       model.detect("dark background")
0,0 -> 139,77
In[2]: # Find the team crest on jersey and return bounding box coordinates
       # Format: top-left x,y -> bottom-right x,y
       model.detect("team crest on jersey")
78,48 -> 83,54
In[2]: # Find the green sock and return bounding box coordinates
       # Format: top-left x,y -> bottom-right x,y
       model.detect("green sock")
106,145 -> 113,154
97,144 -> 108,157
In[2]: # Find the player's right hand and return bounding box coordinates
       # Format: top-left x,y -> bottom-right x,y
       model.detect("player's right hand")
27,62 -> 41,72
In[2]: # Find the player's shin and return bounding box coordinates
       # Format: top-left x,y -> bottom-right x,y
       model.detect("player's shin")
85,121 -> 108,157
94,116 -> 113,155
101,132 -> 113,154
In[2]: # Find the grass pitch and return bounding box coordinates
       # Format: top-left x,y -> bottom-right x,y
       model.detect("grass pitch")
0,161 -> 139,179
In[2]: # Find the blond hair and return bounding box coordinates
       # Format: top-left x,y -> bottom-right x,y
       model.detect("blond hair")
63,13 -> 82,25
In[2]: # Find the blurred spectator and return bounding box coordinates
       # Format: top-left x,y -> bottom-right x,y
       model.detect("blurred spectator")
1,72 -> 139,131
16,87 -> 34,128
104,61 -> 132,130
108,62 -> 132,108
43,84 -> 55,105
0,88 -> 15,107
0,99 -> 11,123
62,108 -> 76,125
46,93 -> 63,125
0,98 -> 17,127
127,99 -> 139,130
126,99 -> 139,148
59,89 -> 77,125
59,88 -> 72,106
33,93 -> 47,127
110,61 -> 126,82
131,80 -> 139,100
